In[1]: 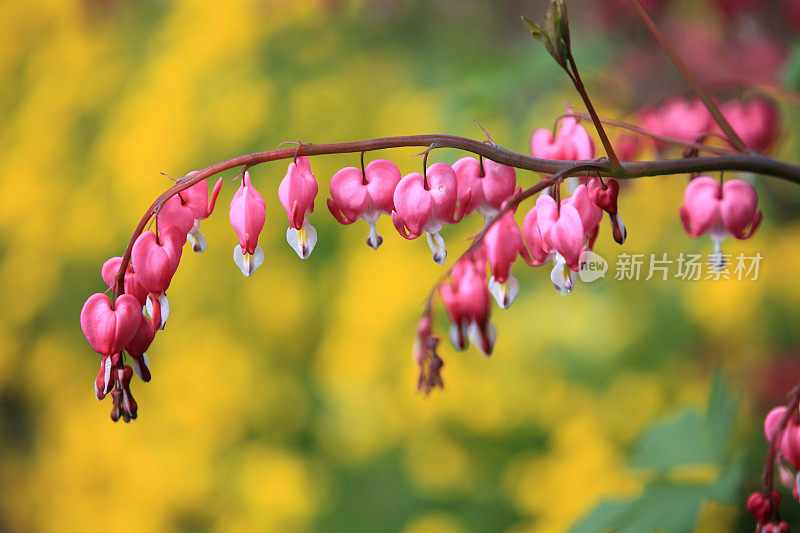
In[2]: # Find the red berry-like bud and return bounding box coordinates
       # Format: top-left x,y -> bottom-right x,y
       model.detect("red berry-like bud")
746,491 -> 772,523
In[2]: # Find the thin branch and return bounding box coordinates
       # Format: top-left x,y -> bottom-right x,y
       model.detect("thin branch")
566,55 -> 623,171
625,0 -> 749,153
422,161 -> 602,310
112,134 -> 800,293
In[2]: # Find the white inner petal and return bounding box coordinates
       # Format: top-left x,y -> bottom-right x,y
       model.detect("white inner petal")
366,221 -> 383,250
188,223 -> 208,253
550,253 -> 576,294
426,232 -> 447,265
103,357 -> 113,394
233,245 -> 265,277
157,293 -> 169,329
488,272 -> 519,309
286,216 -> 318,259
614,213 -> 627,242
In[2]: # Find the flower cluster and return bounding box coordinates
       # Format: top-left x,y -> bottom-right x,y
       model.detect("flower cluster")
639,95 -> 780,153
79,110 -> 770,420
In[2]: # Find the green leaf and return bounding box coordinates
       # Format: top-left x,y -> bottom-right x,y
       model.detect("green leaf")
521,16 -> 543,41
705,371 -> 736,454
630,410 -> 719,470
569,483 -> 705,533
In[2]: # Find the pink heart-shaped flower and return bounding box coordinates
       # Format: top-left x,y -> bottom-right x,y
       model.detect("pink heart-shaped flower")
80,293 -> 142,356
131,227 -> 184,294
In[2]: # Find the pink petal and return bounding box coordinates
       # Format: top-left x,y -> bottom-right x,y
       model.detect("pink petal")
721,179 -> 761,239
229,171 -> 266,255
567,184 -> 603,234
481,159 -> 516,212
680,176 -> 721,237
131,227 -> 184,294
522,206 -> 551,266
364,159 -> 401,214
453,156 -> 483,217
549,205 -> 585,269
279,156 -> 318,229
80,293 -> 142,356
393,173 -> 432,238
329,167 -> 370,221
425,162 -> 458,227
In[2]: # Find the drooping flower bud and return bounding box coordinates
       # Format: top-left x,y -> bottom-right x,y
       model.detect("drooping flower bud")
279,156 -> 319,259
439,256 -> 495,355
482,211 -> 527,308
229,170 -> 266,276
588,178 -> 627,244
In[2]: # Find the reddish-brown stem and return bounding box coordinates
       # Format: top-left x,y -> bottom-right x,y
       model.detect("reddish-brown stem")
111,134 -> 800,294
625,0 -> 749,153
566,56 -> 623,172
422,161 -> 603,311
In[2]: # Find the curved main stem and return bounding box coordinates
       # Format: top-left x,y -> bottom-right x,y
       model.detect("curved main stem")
113,133 -> 800,293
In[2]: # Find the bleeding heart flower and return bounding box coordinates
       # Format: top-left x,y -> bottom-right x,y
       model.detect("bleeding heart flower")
392,162 -> 464,265
327,159 -> 401,250
229,170 -> 266,276
101,256 -> 148,306
132,227 -> 184,294
587,178 -> 627,245
279,156 -> 319,259
171,172 -> 224,253
80,293 -> 142,356
679,176 -> 762,263
132,226 -> 184,329
482,211 -> 528,308
639,98 -> 712,150
452,156 -> 516,219
719,96 -> 780,153
125,316 -> 157,382
531,117 -> 595,161
522,194 -> 587,294
439,256 -> 496,355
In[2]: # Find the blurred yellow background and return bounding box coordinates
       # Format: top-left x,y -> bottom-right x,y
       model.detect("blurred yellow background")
2,0 -> 800,531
